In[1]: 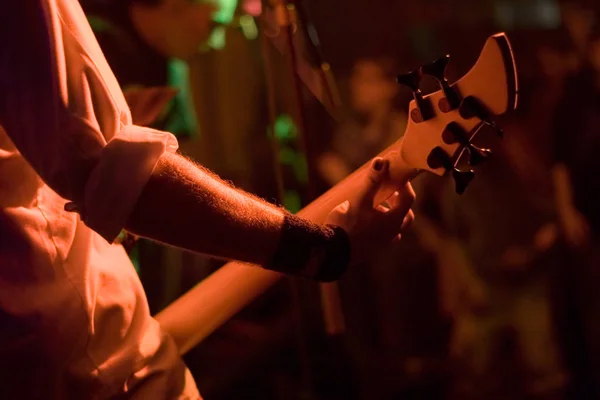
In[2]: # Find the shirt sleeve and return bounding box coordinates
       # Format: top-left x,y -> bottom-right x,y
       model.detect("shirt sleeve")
0,0 -> 178,243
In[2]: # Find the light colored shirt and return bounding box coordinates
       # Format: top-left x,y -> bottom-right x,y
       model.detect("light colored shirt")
0,1 -> 200,398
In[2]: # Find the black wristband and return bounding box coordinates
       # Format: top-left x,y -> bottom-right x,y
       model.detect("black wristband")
265,214 -> 351,282
314,224 -> 351,282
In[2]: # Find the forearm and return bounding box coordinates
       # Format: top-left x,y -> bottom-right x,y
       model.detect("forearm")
125,152 -> 285,265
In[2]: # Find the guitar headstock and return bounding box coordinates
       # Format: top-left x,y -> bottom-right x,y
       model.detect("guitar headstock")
398,32 -> 518,194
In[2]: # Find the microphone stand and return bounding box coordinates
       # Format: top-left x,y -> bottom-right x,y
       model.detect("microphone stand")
259,0 -> 353,397
285,0 -> 347,340
259,1 -> 316,398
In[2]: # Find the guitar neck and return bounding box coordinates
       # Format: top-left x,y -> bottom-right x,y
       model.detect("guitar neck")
155,138 -> 419,355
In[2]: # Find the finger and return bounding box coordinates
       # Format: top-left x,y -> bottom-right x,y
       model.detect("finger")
387,191 -> 401,209
376,182 -> 415,236
356,157 -> 389,210
392,233 -> 402,243
326,200 -> 351,226
401,209 -> 415,230
377,191 -> 400,211
375,191 -> 405,213
376,204 -> 389,213
375,193 -> 407,213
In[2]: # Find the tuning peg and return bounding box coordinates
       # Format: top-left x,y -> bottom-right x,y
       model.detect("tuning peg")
397,68 -> 432,122
422,54 -> 450,81
441,122 -> 492,166
467,146 -> 492,166
422,54 -> 461,112
427,146 -> 475,194
397,68 -> 422,91
459,96 -> 503,137
452,168 -> 475,194
484,120 -> 503,138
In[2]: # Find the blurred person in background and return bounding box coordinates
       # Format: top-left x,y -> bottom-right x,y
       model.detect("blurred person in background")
432,100 -> 567,399
551,15 -> 600,398
552,15 -> 600,263
318,58 -> 407,184
560,1 -> 597,63
80,0 -> 219,136
318,58 -> 450,399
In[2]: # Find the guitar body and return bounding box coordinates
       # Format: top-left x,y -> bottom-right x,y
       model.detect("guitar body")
155,32 -> 519,356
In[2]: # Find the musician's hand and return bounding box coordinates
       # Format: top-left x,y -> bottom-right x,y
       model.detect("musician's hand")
325,157 -> 415,267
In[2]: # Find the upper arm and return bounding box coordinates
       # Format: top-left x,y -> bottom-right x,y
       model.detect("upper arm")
0,1 -> 105,202
0,1 -> 178,243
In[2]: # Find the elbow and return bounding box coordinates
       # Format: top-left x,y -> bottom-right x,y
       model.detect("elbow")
5,111 -> 105,204
42,155 -> 99,205
73,125 -> 178,243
